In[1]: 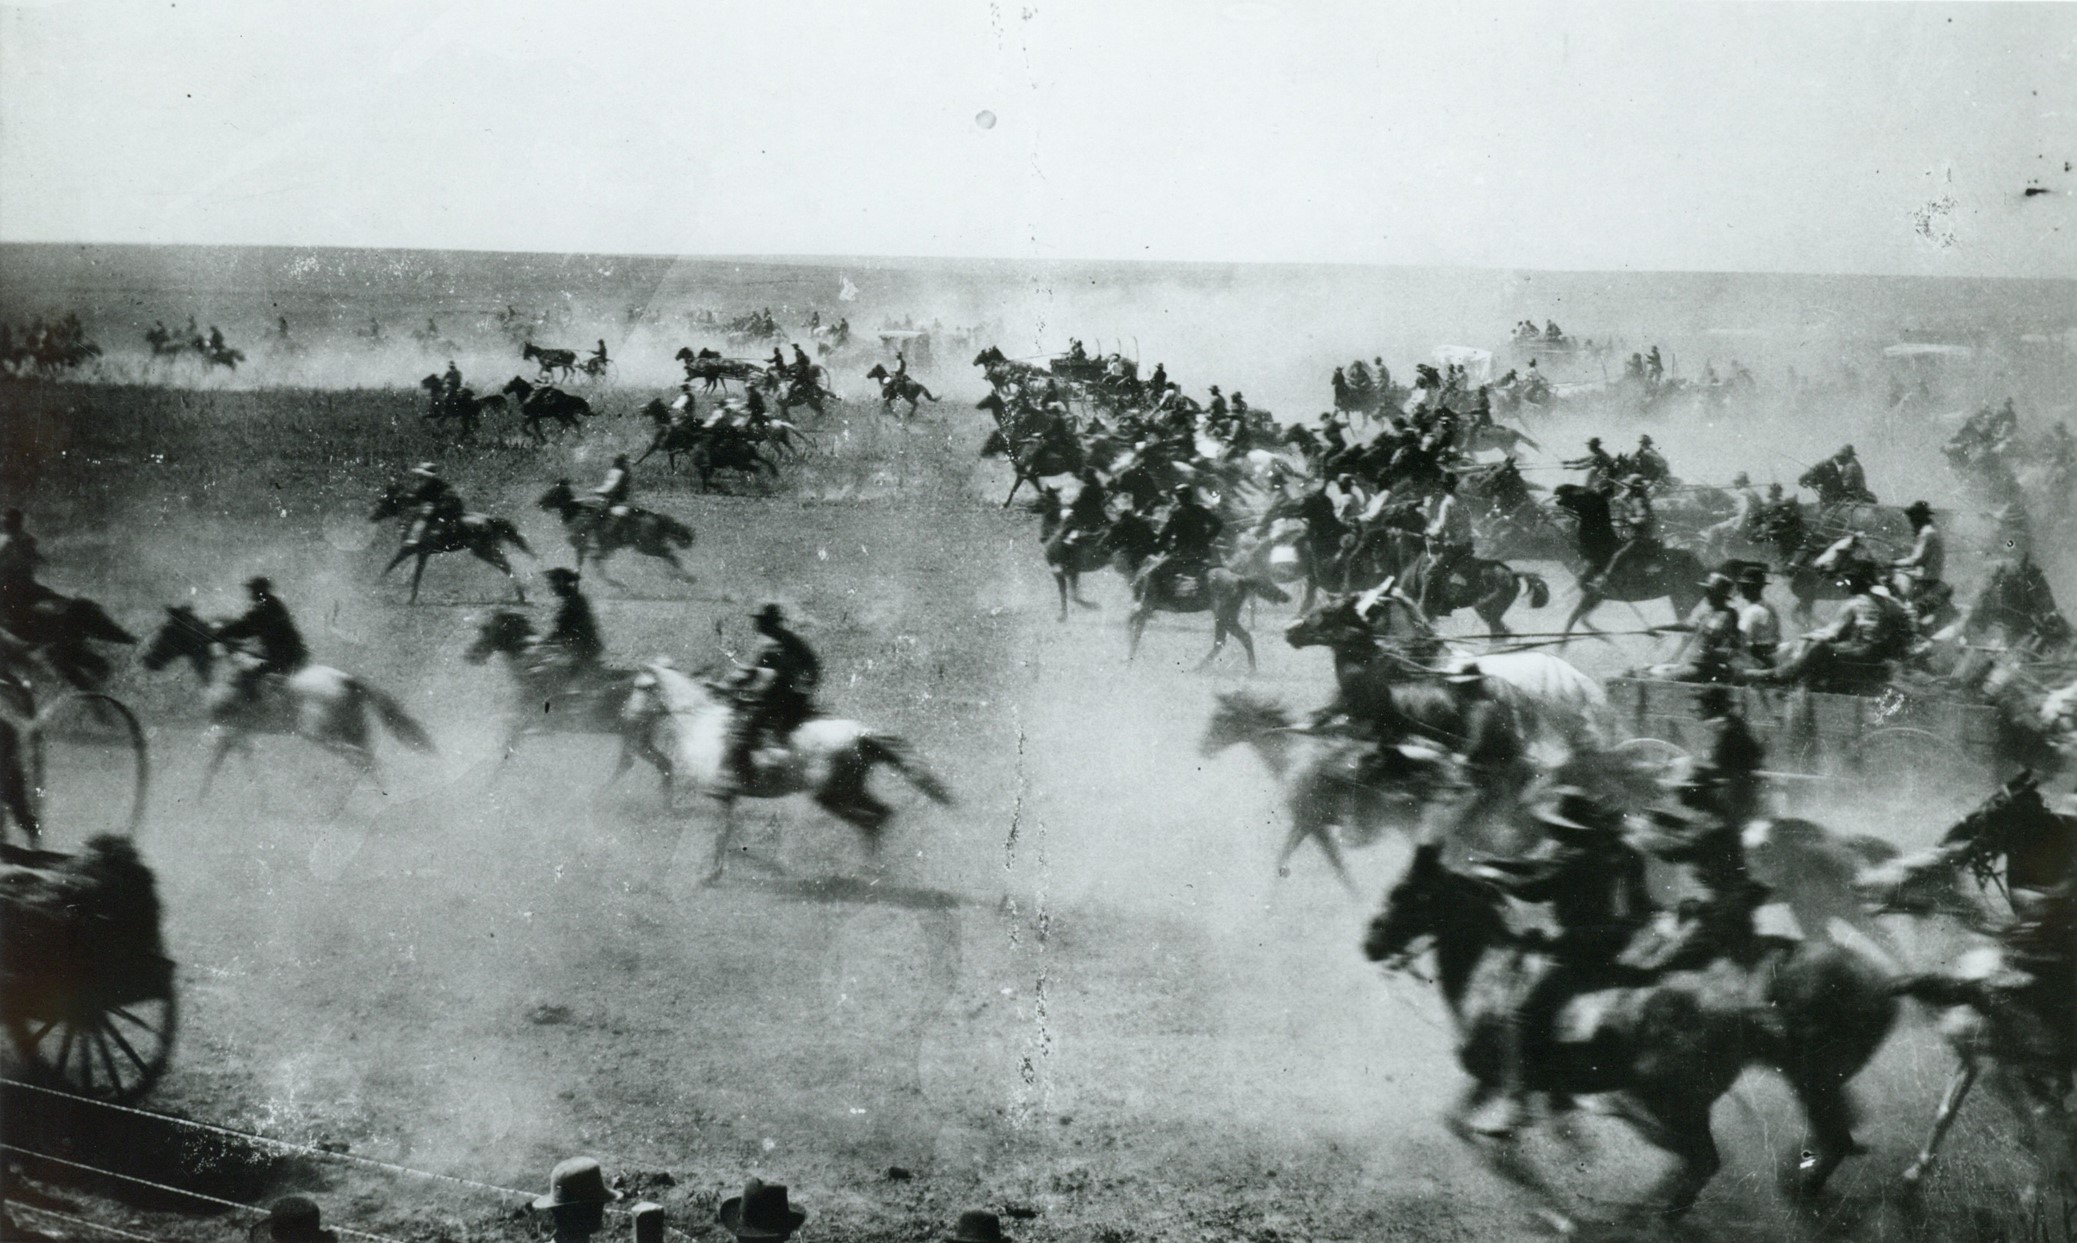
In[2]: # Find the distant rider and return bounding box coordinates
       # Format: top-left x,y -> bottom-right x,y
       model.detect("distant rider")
1417,472 -> 1474,616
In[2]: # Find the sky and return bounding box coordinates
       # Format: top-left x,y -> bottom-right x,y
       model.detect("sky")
1,1 -> 2072,276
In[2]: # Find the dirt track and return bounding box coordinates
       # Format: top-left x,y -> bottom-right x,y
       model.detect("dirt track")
0,377 -> 2060,1243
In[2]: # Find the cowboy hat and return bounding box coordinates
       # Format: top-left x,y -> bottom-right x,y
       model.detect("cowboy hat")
717,1179 -> 807,1240
544,567 -> 581,586
1734,563 -> 1768,586
754,601 -> 787,624
532,1157 -> 622,1211
245,576 -> 274,593
1904,499 -> 1934,519
1700,572 -> 1734,594
948,1210 -> 1012,1243
249,1196 -> 338,1243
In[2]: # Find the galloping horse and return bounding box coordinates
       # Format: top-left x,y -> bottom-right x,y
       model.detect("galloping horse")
1859,774 -> 2077,1190
1102,511 -> 1289,670
500,377 -> 595,443
416,375 -> 505,439
535,480 -> 696,583
674,347 -> 762,393
140,606 -> 434,796
462,610 -> 674,789
637,662 -> 954,883
1365,839 -> 1897,1226
369,483 -> 533,603
1551,484 -> 1708,634
864,364 -> 938,416
1028,486 -> 1111,620
522,341 -> 578,381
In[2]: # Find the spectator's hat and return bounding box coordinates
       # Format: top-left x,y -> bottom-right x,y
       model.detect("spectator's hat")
249,1196 -> 338,1243
717,1179 -> 807,1240
948,1210 -> 1012,1243
532,1157 -> 622,1211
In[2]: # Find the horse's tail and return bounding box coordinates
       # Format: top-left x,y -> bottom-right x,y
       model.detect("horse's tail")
660,514 -> 696,547
1518,571 -> 1550,609
490,518 -> 533,555
353,680 -> 436,753
860,733 -> 954,805
921,385 -> 940,403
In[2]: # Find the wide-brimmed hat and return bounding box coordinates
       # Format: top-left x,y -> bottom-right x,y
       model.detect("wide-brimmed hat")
717,1179 -> 807,1240
1904,500 -> 1934,520
249,1196 -> 338,1243
1735,563 -> 1768,587
544,567 -> 581,586
532,1157 -> 622,1211
948,1210 -> 1011,1243
1700,572 -> 1734,595
1532,787 -> 1612,835
245,576 -> 274,593
755,601 -> 787,624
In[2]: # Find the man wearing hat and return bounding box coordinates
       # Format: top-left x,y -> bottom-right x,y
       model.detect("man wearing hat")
0,508 -> 55,633
1591,474 -> 1658,591
1890,500 -> 1944,609
402,462 -> 465,553
1664,572 -> 1741,684
717,1178 -> 806,1241
533,1156 -> 622,1241
1632,434 -> 1669,486
1760,562 -> 1908,694
1562,436 -> 1615,492
1135,483 -> 1224,596
1733,564 -> 1780,666
1476,788 -> 1653,1135
722,604 -> 821,796
589,454 -> 636,544
1045,466 -> 1110,562
215,576 -> 309,707
541,567 -> 604,678
1416,470 -> 1474,617
1832,444 -> 1876,504
249,1195 -> 338,1242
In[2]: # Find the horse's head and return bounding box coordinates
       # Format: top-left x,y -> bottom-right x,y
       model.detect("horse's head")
1200,691 -> 1290,758
673,347 -> 695,362
501,376 -> 530,398
865,364 -> 889,380
1285,594 -> 1365,651
976,392 -> 1006,413
1364,838 -> 1480,965
139,605 -> 213,673
465,609 -> 535,664
61,598 -> 137,646
973,346 -> 1004,367
419,374 -> 441,393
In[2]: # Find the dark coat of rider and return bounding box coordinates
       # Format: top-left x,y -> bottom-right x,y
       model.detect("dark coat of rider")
1155,488 -> 1224,566
216,578 -> 308,676
724,604 -> 821,792
543,569 -> 604,668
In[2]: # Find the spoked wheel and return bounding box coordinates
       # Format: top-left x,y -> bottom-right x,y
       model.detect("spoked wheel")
25,692 -> 150,843
5,961 -> 178,1104
1611,736 -> 1693,784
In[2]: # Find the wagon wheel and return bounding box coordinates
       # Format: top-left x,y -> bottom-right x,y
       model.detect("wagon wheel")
1845,726 -> 1983,820
1612,736 -> 1692,777
5,961 -> 177,1104
24,692 -> 150,844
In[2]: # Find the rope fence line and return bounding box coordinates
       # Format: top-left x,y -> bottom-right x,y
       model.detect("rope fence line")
8,1202 -> 161,1242
4,1078 -> 707,1242
0,1142 -> 404,1243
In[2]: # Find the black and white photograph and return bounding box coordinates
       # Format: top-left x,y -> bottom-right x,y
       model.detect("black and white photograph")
3,2 -> 2076,1240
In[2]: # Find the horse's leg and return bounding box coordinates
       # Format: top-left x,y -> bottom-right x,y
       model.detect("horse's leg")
705,797 -> 739,885
1443,1081 -> 1579,1236
1902,1056 -> 1981,1186
1126,603 -> 1150,663
379,546 -> 414,577
408,554 -> 430,605
1053,567 -> 1070,623
1618,1093 -> 1721,1219
198,729 -> 238,798
1785,1076 -> 1863,1200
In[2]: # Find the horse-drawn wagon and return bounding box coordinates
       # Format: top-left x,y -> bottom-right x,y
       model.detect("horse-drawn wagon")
1605,676 -> 2012,819
878,329 -> 933,370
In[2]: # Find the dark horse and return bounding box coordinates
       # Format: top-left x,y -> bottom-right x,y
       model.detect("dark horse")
500,377 -> 595,443
1551,484 -> 1707,634
977,392 -> 1084,507
1104,511 -> 1289,670
369,484 -> 533,603
535,480 -> 696,583
417,375 -> 505,439
1365,839 -> 1897,1226
864,364 -> 938,416
1352,505 -> 1551,635
462,609 -> 675,791
522,341 -> 578,381
1028,486 -> 1114,621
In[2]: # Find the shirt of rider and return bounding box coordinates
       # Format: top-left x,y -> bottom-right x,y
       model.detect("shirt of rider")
1898,523 -> 1945,580
1738,599 -> 1781,654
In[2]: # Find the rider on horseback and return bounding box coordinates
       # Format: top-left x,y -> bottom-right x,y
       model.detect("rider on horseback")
1479,788 -> 1654,1136
1563,437 -> 1617,493
538,567 -> 604,693
1631,434 -> 1670,486
1590,475 -> 1658,591
1134,484 -> 1224,596
1045,467 -> 1109,560
721,604 -> 822,796
1416,473 -> 1474,617
215,576 -> 308,706
442,360 -> 463,397
592,454 -> 634,543
1760,562 -> 1911,694
404,463 -> 464,552
1634,777 -> 1769,974
0,509 -> 53,633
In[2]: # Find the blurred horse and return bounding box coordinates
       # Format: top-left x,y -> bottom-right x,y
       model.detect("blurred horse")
369,483 -> 532,603
637,661 -> 954,883
463,609 -> 673,789
522,341 -> 578,381
535,480 -> 696,583
864,364 -> 938,416
500,377 -> 595,443
140,605 -> 434,796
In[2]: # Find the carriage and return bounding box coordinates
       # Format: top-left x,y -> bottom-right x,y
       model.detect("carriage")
878,329 -> 933,370
1605,676 -> 2011,820
1,680 -> 165,1103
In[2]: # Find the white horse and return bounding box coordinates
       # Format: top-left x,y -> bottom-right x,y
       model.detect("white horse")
637,662 -> 952,882
140,606 -> 434,795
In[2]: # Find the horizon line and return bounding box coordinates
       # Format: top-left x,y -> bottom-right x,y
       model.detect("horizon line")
2,238 -> 2072,286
